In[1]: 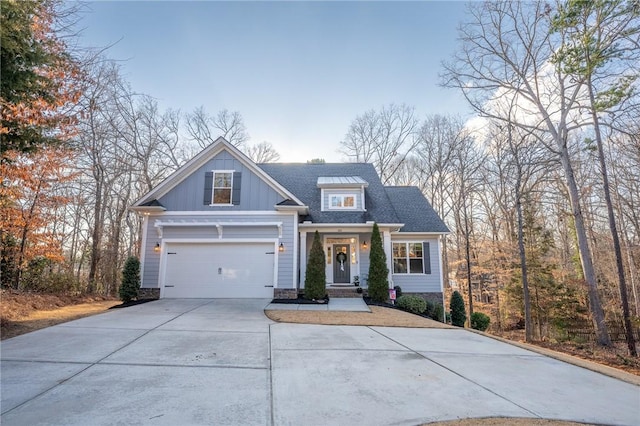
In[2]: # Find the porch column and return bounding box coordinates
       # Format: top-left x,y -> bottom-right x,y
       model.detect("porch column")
299,231 -> 307,288
383,230 -> 393,288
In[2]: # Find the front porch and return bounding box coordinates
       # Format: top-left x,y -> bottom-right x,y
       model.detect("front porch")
298,224 -> 396,291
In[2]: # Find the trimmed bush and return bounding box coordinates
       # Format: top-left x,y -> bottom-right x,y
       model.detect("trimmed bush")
425,300 -> 435,318
450,290 -> 466,327
471,312 -> 491,331
119,256 -> 141,303
367,223 -> 389,302
304,231 -> 326,300
396,295 -> 427,315
432,303 -> 444,322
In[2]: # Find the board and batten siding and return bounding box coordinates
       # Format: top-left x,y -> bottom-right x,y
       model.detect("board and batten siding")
158,150 -> 285,211
141,212 -> 296,290
390,237 -> 442,293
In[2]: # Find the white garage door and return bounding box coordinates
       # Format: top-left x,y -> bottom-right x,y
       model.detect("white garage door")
162,242 -> 275,298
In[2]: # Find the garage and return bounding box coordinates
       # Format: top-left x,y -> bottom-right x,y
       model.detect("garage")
161,242 -> 276,298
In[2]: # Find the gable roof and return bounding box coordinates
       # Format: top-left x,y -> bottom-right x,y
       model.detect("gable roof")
258,163 -> 400,225
131,137 -> 305,208
384,186 -> 449,233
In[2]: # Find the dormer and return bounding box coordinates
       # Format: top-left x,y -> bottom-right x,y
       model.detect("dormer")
317,176 -> 369,212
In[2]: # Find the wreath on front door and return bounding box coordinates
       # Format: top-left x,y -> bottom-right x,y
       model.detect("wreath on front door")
336,251 -> 347,271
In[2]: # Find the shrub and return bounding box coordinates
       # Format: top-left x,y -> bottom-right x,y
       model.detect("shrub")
119,256 -> 141,303
393,285 -> 402,298
425,300 -> 435,318
450,291 -> 466,327
471,312 -> 490,331
432,303 -> 444,322
304,231 -> 326,300
396,295 -> 427,315
367,223 -> 389,302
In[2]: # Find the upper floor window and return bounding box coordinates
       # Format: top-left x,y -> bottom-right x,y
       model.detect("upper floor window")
329,194 -> 356,209
213,171 -> 233,204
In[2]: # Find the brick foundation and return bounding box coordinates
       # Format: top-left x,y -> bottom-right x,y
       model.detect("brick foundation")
138,288 -> 160,300
274,288 -> 297,299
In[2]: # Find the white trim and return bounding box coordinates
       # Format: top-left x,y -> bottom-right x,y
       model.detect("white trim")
146,210 -> 295,217
139,215 -> 149,287
439,236 -> 445,293
299,223 -> 404,230
391,231 -> 449,236
299,231 -> 307,288
391,241 -> 427,275
327,194 -> 358,210
133,138 -> 305,207
154,220 -> 283,239
361,187 -> 366,211
274,205 -> 309,214
210,169 -> 235,206
293,212 -> 299,289
323,234 -> 359,284
383,230 -> 393,288
320,189 -> 325,211
158,238 -> 279,298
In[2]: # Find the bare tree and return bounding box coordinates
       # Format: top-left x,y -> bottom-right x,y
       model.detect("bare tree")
340,104 -> 420,184
186,107 -> 249,149
247,141 -> 280,163
552,0 -> 639,356
442,0 -> 611,346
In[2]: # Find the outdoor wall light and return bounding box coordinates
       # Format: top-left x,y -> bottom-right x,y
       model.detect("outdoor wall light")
279,243 -> 285,252
362,241 -> 368,249
154,242 -> 160,253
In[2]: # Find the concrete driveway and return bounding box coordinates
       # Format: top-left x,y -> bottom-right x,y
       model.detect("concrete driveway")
1,299 -> 639,426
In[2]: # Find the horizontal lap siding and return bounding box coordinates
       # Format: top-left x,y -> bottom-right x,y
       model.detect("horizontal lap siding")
141,213 -> 296,290
391,237 -> 442,293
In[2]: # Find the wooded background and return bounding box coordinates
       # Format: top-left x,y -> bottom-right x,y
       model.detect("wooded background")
1,0 -> 638,353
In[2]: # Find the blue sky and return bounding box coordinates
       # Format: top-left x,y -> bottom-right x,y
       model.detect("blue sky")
76,1 -> 472,162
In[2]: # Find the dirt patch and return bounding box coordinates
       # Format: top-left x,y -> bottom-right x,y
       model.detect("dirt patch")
1,290 -> 119,340
265,306 -> 454,328
424,419 -> 593,425
491,329 -> 640,377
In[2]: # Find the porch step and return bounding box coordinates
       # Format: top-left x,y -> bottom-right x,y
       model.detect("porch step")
327,286 -> 364,298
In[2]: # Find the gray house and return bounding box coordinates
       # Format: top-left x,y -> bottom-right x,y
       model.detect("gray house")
130,137 -> 449,303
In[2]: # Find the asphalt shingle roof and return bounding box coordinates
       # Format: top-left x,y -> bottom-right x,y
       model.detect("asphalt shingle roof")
384,186 -> 449,233
259,163 -> 448,233
259,163 -> 399,224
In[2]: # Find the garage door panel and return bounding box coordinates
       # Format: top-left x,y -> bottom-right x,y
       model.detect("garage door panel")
162,243 -> 275,298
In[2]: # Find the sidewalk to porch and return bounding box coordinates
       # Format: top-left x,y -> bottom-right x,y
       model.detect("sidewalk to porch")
265,298 -> 370,312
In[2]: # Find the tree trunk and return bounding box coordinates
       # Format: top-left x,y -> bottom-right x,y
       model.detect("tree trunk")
588,86 -> 636,356
557,139 -> 611,347
515,181 -> 533,342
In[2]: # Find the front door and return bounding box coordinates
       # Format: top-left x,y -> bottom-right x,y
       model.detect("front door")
333,244 -> 350,283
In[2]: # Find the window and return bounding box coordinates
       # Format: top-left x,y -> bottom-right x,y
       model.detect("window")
212,171 -> 233,204
329,194 -> 356,209
393,242 -> 428,274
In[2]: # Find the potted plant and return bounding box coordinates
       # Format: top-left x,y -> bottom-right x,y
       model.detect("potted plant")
353,275 -> 360,287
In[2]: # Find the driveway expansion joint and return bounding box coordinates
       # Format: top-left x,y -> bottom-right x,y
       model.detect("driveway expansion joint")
366,326 -> 544,420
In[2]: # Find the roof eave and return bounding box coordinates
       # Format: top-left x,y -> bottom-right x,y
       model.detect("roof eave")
275,205 -> 309,214
129,206 -> 167,214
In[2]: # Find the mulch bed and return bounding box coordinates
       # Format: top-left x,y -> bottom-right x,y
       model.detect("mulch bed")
270,294 -> 330,305
109,299 -> 157,309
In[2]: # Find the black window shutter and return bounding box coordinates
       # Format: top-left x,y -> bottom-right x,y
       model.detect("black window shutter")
423,242 -> 431,274
232,172 -> 242,205
204,172 -> 213,205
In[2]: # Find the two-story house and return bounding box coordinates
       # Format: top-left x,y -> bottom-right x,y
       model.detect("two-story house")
130,137 -> 449,305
